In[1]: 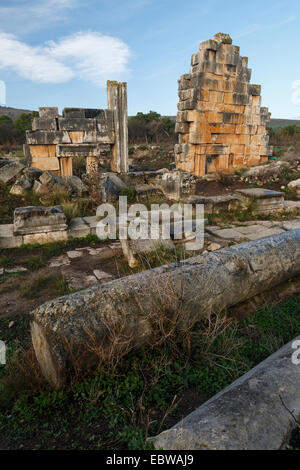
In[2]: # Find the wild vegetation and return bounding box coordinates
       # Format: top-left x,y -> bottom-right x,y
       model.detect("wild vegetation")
0,290 -> 299,450
128,111 -> 175,145
0,112 -> 38,151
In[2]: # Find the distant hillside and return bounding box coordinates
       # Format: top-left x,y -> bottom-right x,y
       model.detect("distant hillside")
0,106 -> 33,120
2,107 -> 300,129
269,118 -> 300,129
167,116 -> 300,130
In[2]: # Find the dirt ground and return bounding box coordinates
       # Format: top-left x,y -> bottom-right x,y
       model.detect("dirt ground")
0,239 -> 129,321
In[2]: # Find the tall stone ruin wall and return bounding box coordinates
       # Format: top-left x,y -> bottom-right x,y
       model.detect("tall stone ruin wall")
24,81 -> 128,176
175,33 -> 272,177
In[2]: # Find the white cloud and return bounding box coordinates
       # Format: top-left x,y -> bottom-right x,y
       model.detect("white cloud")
292,80 -> 300,105
31,0 -> 76,17
47,32 -> 131,85
0,32 -> 131,86
0,0 -> 78,34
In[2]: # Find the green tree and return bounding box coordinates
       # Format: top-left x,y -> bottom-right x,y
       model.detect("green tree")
14,111 -> 39,142
0,114 -> 16,145
0,115 -> 13,126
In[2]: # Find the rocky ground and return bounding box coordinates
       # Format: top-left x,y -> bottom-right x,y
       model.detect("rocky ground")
1,143 -> 300,450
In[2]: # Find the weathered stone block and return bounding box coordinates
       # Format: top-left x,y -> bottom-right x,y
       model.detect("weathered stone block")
14,206 -> 67,235
154,337 -> 300,450
0,224 -> 23,249
30,145 -> 57,159
33,171 -> 70,196
58,118 -> 97,132
10,175 -> 33,196
0,159 -> 25,184
32,118 -> 58,131
57,144 -> 98,157
23,231 -> 68,245
68,218 -> 91,238
31,156 -> 60,171
26,131 -> 71,145
236,188 -> 285,213
60,158 -> 73,177
39,107 -> 58,119
68,131 -> 84,144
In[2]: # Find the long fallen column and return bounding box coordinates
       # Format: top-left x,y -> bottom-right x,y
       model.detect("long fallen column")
153,336 -> 300,450
31,230 -> 300,388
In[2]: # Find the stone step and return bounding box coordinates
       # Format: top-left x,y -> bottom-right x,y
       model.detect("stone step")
235,188 -> 285,213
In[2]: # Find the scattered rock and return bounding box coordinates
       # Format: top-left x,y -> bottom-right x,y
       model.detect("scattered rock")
241,161 -> 290,180
93,270 -> 113,281
207,243 -> 222,252
0,158 -> 25,184
49,256 -> 70,268
100,173 -> 128,202
67,251 -> 83,259
64,176 -> 88,196
10,175 -> 33,196
5,267 -> 27,274
33,171 -> 70,197
23,167 -> 43,181
288,179 -> 300,194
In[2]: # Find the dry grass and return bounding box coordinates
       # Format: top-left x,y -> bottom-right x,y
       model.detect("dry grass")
0,348 -> 48,408
51,262 -> 243,388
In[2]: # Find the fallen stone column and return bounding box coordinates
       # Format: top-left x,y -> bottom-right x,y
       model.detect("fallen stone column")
31,230 -> 300,388
154,336 -> 300,450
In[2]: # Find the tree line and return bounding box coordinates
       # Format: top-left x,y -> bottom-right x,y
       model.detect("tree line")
128,111 -> 176,144
0,112 -> 38,147
268,124 -> 300,145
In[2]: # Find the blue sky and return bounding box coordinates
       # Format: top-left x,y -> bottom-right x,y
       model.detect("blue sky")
0,0 -> 299,118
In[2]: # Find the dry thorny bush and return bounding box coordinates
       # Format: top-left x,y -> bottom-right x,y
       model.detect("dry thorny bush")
56,257 -> 243,388
4,250 -> 243,396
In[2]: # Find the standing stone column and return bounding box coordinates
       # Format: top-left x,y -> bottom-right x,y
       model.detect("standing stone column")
107,81 -> 129,173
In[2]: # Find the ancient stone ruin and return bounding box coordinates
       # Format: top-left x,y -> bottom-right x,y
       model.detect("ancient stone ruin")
175,33 -> 272,176
24,81 -> 128,177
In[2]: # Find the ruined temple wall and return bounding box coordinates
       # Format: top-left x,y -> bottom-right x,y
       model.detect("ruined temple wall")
175,33 -> 272,177
24,82 -> 128,176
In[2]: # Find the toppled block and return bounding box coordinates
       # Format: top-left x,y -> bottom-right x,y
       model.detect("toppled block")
0,158 -> 25,184
175,33 -> 272,176
30,230 -> 300,388
236,188 -> 285,213
64,176 -> 88,196
14,206 -> 67,235
182,194 -> 240,214
10,175 -> 33,196
33,171 -> 71,197
154,336 -> 300,450
288,179 -> 300,195
100,172 -> 128,202
155,171 -> 182,201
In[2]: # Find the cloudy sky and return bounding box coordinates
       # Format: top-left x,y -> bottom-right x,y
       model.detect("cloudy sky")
0,0 -> 299,118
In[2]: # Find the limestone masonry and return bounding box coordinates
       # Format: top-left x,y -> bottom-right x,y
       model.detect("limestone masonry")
24,81 -> 128,176
175,33 -> 272,176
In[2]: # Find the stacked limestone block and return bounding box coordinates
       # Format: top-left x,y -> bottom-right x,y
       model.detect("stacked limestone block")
24,107 -> 115,177
175,33 -> 272,177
